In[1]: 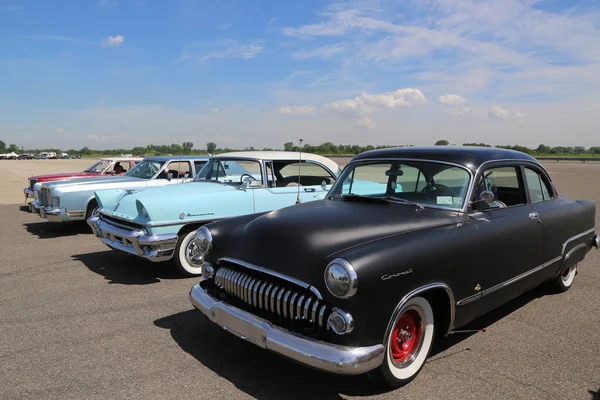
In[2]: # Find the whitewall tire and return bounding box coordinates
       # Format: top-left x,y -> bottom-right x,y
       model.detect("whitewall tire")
174,229 -> 204,276
550,264 -> 577,293
375,296 -> 435,388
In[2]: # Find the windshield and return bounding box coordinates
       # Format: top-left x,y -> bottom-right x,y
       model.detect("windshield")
85,160 -> 112,173
329,160 -> 471,210
194,159 -> 263,186
124,160 -> 166,179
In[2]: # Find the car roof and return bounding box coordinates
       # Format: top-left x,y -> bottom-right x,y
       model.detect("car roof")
351,146 -> 539,171
212,151 -> 341,174
100,157 -> 144,161
143,155 -> 211,162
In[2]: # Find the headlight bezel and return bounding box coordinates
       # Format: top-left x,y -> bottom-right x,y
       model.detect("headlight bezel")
324,258 -> 358,299
196,226 -> 213,255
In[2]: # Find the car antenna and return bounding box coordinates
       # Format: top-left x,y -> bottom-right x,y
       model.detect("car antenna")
296,138 -> 303,204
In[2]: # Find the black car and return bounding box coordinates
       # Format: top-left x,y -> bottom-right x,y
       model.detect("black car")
188,146 -> 599,387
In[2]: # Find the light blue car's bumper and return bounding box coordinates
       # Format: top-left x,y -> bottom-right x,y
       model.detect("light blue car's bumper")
87,215 -> 178,262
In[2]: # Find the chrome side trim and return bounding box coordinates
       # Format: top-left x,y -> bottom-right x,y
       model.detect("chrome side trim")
456,256 -> 563,307
189,282 -> 384,375
384,283 -> 456,337
561,228 -> 595,255
218,257 -> 323,300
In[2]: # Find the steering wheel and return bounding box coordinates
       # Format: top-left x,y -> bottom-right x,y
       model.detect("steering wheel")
239,174 -> 256,184
421,183 -> 457,196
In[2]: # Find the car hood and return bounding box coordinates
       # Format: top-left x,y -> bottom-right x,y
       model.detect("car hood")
212,199 -> 461,284
97,182 -> 239,225
32,172 -> 101,181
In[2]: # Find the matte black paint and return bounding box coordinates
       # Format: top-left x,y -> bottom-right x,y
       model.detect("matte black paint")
201,147 -> 597,349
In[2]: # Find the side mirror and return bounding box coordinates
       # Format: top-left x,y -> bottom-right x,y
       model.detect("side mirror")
167,173 -> 173,181
321,180 -> 327,190
238,176 -> 253,189
184,172 -> 190,178
480,190 -> 495,204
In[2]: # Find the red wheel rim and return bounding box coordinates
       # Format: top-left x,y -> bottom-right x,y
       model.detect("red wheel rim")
390,309 -> 423,364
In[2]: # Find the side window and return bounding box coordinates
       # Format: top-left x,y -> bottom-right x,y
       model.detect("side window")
164,161 -> 191,179
474,166 -> 526,210
275,161 -> 336,187
524,168 -> 553,203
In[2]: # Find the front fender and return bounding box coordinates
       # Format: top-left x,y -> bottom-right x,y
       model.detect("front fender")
321,221 -> 482,347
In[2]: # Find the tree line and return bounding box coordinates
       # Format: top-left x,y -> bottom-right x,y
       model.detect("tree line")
2,139 -> 600,157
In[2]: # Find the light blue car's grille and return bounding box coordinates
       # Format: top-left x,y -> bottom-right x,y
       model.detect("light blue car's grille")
99,214 -> 143,231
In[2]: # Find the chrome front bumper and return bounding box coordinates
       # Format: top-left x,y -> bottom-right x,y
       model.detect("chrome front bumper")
189,281 -> 385,375
39,207 -> 70,222
24,188 -> 34,200
87,215 -> 178,262
29,200 -> 42,213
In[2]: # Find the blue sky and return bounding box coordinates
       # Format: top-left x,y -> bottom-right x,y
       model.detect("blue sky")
1,0 -> 599,150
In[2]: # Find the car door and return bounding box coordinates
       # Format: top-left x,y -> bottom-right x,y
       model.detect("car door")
522,165 -> 565,275
253,161 -> 335,213
469,164 -> 544,314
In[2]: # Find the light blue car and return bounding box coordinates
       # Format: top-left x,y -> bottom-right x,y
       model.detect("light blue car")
87,151 -> 341,275
35,156 -> 210,224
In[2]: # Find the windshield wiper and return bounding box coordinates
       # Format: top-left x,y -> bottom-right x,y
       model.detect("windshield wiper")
380,196 -> 425,210
342,194 -> 424,209
342,194 -> 388,203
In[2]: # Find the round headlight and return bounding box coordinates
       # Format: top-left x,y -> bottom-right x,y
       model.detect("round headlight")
196,226 -> 213,255
324,258 -> 357,299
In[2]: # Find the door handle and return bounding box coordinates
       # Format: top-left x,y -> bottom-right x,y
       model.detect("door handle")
304,188 -> 316,192
528,212 -> 541,222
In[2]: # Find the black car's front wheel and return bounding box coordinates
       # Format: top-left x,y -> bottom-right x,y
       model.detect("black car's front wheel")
374,296 -> 435,388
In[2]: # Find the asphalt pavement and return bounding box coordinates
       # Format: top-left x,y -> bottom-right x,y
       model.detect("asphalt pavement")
1,163 -> 600,400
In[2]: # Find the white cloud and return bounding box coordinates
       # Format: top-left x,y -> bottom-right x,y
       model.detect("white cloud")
438,94 -> 470,115
582,107 -> 592,113
438,94 -> 466,107
53,128 -> 65,134
323,88 -> 427,116
447,107 -> 471,116
101,34 -> 125,47
357,116 -> 375,129
212,108 -> 220,113
488,105 -> 524,120
194,40 -> 264,61
292,43 -> 345,60
280,2 -> 600,103
278,105 -> 316,115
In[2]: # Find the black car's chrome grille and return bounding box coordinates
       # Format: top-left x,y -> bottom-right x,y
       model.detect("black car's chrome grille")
29,179 -> 37,190
214,265 -> 331,334
100,214 -> 143,231
40,187 -> 51,207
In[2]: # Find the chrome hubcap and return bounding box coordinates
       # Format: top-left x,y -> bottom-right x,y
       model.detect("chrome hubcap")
185,238 -> 203,266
